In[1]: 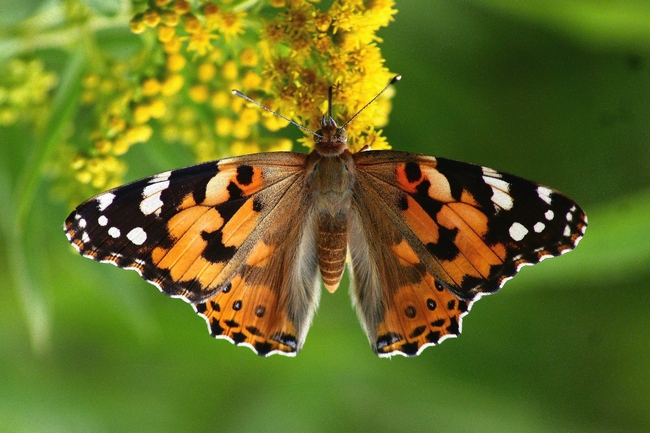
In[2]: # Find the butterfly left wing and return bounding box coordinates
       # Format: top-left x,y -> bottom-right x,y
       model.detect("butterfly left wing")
65,152 -> 321,356
349,150 -> 587,356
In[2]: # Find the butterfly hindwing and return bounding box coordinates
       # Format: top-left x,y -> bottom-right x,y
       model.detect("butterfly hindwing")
348,181 -> 474,356
65,152 -> 323,356
351,150 -> 587,356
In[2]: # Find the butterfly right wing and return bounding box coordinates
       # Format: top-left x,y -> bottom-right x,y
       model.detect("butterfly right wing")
348,150 -> 586,356
65,152 -> 321,356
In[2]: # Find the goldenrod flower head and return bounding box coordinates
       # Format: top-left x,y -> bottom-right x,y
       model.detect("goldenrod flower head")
148,99 -> 167,119
211,91 -> 231,109
240,48 -> 259,67
221,60 -> 238,82
161,74 -> 184,96
215,117 -> 234,137
130,14 -> 147,34
157,25 -> 176,43
189,84 -> 210,103
141,78 -> 161,96
144,10 -> 161,28
167,53 -> 186,71
160,10 -> 180,26
174,0 -> 191,15
186,27 -> 218,55
183,14 -> 203,34
197,63 -> 217,83
57,0 -> 398,197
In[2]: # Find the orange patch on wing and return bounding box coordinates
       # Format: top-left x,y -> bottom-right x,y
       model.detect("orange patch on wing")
167,206 -> 217,240
155,207 -> 225,280
179,192 -> 197,209
376,272 -> 470,355
236,167 -> 264,196
199,274 -> 298,354
395,163 -> 420,193
179,256 -> 226,288
391,239 -> 420,267
402,196 -> 440,245
220,198 -> 262,248
443,204 -> 504,274
245,241 -> 275,267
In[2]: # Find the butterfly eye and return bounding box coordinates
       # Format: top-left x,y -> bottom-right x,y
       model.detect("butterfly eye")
335,128 -> 348,143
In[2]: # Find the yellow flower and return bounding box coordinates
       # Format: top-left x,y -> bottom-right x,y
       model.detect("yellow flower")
241,71 -> 261,90
215,117 -> 233,136
221,60 -> 238,81
197,63 -> 217,82
232,120 -> 251,139
239,48 -> 258,67
216,10 -> 247,41
174,0 -> 191,15
108,116 -> 126,133
267,138 -> 293,152
211,91 -> 230,109
183,14 -> 202,34
189,84 -> 210,103
161,74 -> 184,96
230,140 -> 260,156
163,36 -> 182,53
148,99 -> 166,118
157,25 -> 176,43
141,78 -> 161,96
239,107 -> 260,125
144,10 -> 161,28
130,15 -> 147,34
133,104 -> 151,124
186,27 -> 218,55
125,125 -> 153,145
167,53 -> 186,71
160,10 -> 179,26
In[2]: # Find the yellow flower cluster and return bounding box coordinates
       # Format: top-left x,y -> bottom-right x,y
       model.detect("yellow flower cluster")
0,59 -> 58,126
69,0 -> 398,193
262,0 -> 398,151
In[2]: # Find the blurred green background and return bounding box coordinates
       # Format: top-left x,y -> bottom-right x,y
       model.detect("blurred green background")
2,1 -> 650,432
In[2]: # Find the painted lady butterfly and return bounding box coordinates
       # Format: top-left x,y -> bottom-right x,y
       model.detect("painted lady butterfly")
64,76 -> 587,357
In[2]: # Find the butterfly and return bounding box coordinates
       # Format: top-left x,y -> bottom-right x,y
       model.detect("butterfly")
64,76 -> 587,357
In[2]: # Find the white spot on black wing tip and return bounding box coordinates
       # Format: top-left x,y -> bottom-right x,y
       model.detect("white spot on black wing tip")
140,180 -> 169,216
509,222 -> 528,241
481,166 -> 502,178
78,218 -> 87,229
483,176 -> 513,210
545,210 -> 554,221
537,186 -> 553,205
108,227 -> 121,238
533,222 -> 545,233
150,170 -> 172,182
126,227 -> 147,245
98,215 -> 108,226
81,232 -> 90,243
96,192 -> 115,211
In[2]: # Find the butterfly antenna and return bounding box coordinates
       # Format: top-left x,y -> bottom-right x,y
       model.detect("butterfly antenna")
340,75 -> 402,130
328,86 -> 333,119
231,89 -> 322,137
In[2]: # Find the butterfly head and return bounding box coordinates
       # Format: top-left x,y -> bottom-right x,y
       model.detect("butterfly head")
314,114 -> 349,157
313,86 -> 349,156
